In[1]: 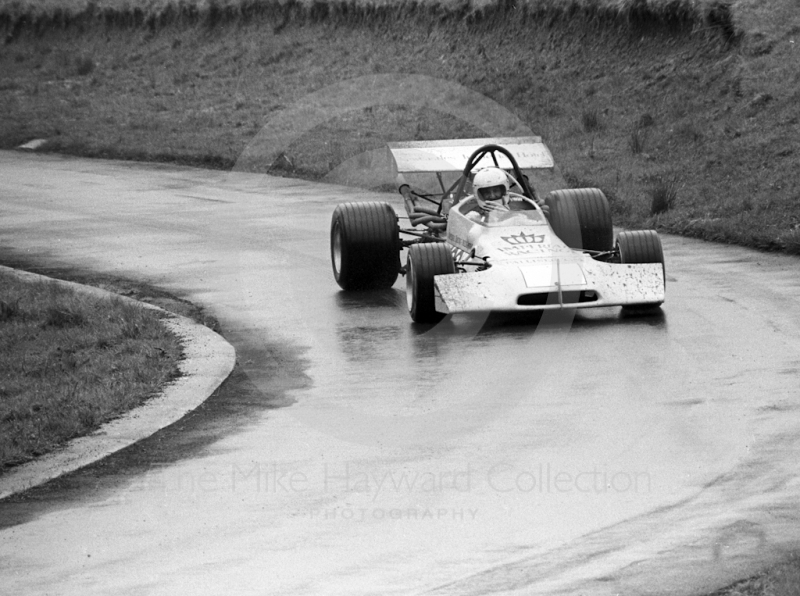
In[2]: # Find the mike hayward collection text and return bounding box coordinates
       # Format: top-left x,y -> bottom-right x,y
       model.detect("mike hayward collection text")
126,461 -> 653,498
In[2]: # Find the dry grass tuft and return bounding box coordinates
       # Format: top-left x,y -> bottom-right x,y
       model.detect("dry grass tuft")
75,54 -> 95,76
779,228 -> 800,255
629,125 -> 648,154
581,108 -> 603,133
673,119 -> 705,144
0,299 -> 21,322
648,176 -> 680,215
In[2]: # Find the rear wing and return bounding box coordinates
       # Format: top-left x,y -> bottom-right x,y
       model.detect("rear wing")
387,136 -> 555,176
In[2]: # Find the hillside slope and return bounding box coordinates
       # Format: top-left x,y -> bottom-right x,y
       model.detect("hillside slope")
0,0 -> 798,254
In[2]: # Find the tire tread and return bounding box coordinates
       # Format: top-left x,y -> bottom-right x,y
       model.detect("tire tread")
546,188 -> 612,251
331,202 -> 400,290
407,243 -> 455,323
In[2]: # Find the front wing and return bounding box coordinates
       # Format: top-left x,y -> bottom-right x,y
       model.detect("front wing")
434,259 -> 664,313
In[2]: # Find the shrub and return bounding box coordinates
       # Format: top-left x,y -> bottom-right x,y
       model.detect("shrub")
629,125 -> 648,154
43,306 -> 87,328
638,113 -> 655,128
0,299 -> 20,321
779,228 -> 800,255
649,176 -> 680,215
674,119 -> 704,143
75,55 -> 95,76
581,108 -> 602,132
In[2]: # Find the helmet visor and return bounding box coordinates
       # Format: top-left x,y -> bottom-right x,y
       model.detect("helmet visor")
477,184 -> 507,202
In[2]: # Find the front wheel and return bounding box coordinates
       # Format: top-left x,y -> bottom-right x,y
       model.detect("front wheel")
331,202 -> 401,290
406,243 -> 455,323
617,230 -> 665,311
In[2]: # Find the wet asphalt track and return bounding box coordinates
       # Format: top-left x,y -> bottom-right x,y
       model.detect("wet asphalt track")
1,151 -> 800,595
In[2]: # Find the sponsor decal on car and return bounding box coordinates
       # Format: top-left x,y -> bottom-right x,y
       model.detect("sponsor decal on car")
502,231 -> 545,245
498,231 -> 546,256
447,231 -> 473,250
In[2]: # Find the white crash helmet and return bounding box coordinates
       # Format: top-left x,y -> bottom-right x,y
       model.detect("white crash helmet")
472,167 -> 510,209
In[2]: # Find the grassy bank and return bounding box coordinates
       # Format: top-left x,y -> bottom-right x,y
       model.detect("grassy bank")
0,1 -> 799,591
0,269 -> 183,470
1,0 -> 799,254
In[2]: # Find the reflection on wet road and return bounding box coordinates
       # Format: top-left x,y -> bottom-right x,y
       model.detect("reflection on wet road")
1,152 -> 800,595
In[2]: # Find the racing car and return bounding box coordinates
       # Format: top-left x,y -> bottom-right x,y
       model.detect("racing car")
330,137 -> 665,323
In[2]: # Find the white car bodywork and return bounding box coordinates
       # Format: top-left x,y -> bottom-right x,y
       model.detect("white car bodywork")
434,199 -> 664,314
385,136 -> 665,316
388,136 -> 555,173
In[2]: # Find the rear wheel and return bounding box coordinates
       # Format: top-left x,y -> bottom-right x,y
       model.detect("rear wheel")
406,243 -> 455,323
545,188 -> 613,251
617,230 -> 665,310
331,202 -> 401,290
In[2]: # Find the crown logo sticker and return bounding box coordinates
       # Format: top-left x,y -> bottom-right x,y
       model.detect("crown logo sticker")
502,231 -> 545,245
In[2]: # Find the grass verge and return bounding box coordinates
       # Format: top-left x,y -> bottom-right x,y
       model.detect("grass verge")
0,268 -> 183,471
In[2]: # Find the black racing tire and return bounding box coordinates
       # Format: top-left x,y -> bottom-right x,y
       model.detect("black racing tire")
331,202 -> 401,290
545,191 -> 580,248
617,229 -> 665,310
406,243 -> 455,324
545,188 -> 613,252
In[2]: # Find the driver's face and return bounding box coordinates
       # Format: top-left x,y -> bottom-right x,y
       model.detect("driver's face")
480,185 -> 506,202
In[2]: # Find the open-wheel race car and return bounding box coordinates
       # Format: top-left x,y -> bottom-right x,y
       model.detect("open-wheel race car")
330,137 -> 665,323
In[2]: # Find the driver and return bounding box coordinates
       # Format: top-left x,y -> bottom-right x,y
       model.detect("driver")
466,167 -> 544,221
